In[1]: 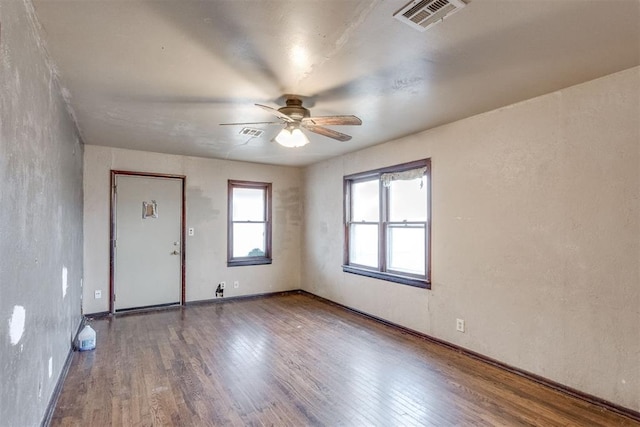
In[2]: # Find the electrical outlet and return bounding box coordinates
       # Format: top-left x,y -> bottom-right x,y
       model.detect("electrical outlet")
188,227 -> 194,236
456,318 -> 465,333
94,290 -> 102,299
233,281 -> 239,288
220,281 -> 226,289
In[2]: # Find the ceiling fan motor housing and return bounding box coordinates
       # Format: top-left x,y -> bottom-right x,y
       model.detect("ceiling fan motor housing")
278,97 -> 310,121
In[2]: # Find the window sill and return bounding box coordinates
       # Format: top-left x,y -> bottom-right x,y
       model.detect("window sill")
228,258 -> 272,267
342,265 -> 430,289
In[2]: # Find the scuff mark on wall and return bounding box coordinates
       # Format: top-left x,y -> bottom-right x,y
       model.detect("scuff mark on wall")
9,305 -> 26,345
62,265 -> 68,298
274,187 -> 302,254
186,187 -> 217,222
275,187 -> 302,226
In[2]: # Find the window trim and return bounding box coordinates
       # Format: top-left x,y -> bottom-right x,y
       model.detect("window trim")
343,159 -> 431,289
227,180 -> 272,267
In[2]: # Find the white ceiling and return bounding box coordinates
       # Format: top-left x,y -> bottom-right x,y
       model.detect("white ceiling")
33,0 -> 640,166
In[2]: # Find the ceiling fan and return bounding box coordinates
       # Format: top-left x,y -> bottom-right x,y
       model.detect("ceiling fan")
220,95 -> 362,147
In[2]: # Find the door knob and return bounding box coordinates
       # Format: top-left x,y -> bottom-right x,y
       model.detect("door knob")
171,250 -> 180,255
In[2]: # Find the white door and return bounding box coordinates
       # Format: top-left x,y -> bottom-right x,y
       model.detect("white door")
114,174 -> 183,311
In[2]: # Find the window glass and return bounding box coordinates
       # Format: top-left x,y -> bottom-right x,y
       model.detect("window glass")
351,179 -> 379,222
389,177 -> 427,222
232,223 -> 266,258
233,188 -> 265,221
387,225 -> 425,275
349,224 -> 379,268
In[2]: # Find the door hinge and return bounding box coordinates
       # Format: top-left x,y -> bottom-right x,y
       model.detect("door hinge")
113,239 -> 117,248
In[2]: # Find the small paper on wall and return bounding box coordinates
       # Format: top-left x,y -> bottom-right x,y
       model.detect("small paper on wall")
142,200 -> 158,219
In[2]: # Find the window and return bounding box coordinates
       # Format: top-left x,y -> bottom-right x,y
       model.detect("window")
344,159 -> 431,288
228,180 -> 272,266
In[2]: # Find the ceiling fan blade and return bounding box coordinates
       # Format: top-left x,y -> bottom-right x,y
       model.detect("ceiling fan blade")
303,124 -> 352,142
219,121 -> 281,126
255,104 -> 294,122
302,115 -> 362,126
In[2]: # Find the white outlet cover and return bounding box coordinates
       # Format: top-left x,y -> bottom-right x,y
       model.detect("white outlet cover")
220,282 -> 226,289
233,281 -> 239,288
95,290 -> 102,299
188,227 -> 194,236
456,318 -> 465,332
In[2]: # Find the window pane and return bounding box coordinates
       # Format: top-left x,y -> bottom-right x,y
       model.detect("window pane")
387,225 -> 425,275
350,224 -> 378,268
351,179 -> 379,222
389,177 -> 427,222
233,188 -> 265,221
232,223 -> 266,257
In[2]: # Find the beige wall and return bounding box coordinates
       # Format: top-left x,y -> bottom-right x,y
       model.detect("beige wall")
302,67 -> 640,411
83,146 -> 303,314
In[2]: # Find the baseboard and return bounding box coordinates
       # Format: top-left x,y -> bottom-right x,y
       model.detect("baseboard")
83,291 -> 301,316
40,319 -> 83,427
84,311 -> 111,319
185,290 -> 300,306
299,290 -> 640,423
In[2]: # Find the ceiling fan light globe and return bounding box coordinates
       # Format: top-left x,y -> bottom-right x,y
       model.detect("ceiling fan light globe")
291,128 -> 310,147
275,127 -> 309,148
274,128 -> 294,147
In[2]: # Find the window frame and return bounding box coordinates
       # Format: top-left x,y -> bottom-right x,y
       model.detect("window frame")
227,180 -> 272,267
343,159 -> 431,289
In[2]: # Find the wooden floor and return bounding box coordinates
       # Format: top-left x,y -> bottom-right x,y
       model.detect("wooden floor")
52,293 -> 637,426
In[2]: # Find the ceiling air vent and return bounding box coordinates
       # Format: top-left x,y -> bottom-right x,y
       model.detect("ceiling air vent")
239,127 -> 264,137
394,0 -> 470,32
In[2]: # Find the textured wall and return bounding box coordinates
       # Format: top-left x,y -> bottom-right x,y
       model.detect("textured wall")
0,1 -> 84,425
83,146 -> 303,314
303,67 -> 640,411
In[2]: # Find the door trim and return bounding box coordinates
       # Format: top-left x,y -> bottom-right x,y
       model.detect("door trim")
110,170 -> 186,313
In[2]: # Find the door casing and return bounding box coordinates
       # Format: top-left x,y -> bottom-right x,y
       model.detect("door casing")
109,170 -> 186,313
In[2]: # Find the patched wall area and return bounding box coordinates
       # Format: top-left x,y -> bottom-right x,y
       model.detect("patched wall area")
303,67 -> 640,412
0,1 -> 84,425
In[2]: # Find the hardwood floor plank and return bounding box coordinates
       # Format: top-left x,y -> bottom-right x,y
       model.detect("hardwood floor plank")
51,294 -> 638,426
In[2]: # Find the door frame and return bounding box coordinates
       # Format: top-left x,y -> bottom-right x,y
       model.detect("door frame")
110,170 -> 186,313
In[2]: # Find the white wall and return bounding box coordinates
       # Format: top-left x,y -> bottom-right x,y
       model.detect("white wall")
303,67 -> 640,411
84,146 -> 303,314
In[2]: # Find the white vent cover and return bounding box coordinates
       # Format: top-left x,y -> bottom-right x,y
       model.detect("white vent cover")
239,127 -> 264,137
394,0 -> 469,32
